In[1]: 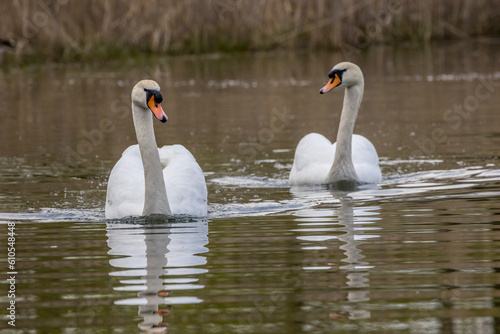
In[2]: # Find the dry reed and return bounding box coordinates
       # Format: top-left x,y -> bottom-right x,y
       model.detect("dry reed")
0,0 -> 498,62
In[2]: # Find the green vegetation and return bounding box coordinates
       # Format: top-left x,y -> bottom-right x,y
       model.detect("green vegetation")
0,0 -> 498,63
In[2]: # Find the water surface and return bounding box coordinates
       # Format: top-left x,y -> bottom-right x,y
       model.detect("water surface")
1,42 -> 500,333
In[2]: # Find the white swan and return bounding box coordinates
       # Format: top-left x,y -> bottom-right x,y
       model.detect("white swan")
289,62 -> 381,186
105,80 -> 207,219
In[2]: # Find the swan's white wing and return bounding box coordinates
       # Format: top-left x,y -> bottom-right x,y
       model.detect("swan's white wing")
289,133 -> 335,185
159,145 -> 208,217
105,145 -> 145,219
351,134 -> 382,184
105,144 -> 208,219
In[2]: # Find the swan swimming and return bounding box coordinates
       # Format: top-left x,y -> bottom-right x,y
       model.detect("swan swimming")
289,62 -> 382,186
105,80 -> 207,219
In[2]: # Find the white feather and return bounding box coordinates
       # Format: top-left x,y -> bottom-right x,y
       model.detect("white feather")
289,133 -> 381,185
105,145 -> 207,218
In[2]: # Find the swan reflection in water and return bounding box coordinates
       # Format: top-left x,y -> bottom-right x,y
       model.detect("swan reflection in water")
106,217 -> 209,332
291,186 -> 381,320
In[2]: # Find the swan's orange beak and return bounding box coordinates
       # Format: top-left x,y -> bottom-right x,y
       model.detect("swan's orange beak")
319,74 -> 342,94
148,95 -> 168,123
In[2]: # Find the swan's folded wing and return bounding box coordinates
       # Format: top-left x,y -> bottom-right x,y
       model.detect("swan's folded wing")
105,145 -> 145,219
289,133 -> 335,185
351,134 -> 382,183
159,145 -> 208,217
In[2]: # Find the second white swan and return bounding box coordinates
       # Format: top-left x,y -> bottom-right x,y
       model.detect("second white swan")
105,80 -> 207,219
289,62 -> 382,186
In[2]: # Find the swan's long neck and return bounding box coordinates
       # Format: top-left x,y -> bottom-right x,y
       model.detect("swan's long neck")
132,104 -> 171,215
326,82 -> 364,183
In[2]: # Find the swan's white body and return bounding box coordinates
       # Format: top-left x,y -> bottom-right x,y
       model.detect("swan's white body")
290,133 -> 381,185
105,145 -> 207,218
105,80 -> 207,219
289,62 -> 381,186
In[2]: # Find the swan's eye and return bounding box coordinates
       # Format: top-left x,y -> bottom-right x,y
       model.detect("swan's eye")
144,89 -> 163,106
154,92 -> 163,104
328,69 -> 347,79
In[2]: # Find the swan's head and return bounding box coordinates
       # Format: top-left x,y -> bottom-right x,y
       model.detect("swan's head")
319,62 -> 363,94
131,80 -> 168,123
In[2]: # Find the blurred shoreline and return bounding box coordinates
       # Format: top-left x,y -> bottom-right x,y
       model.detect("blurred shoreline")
0,0 -> 499,64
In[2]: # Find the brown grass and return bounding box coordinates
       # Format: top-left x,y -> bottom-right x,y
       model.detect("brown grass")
0,0 -> 498,62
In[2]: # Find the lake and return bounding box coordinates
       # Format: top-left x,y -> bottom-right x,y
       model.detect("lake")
1,40 -> 500,333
